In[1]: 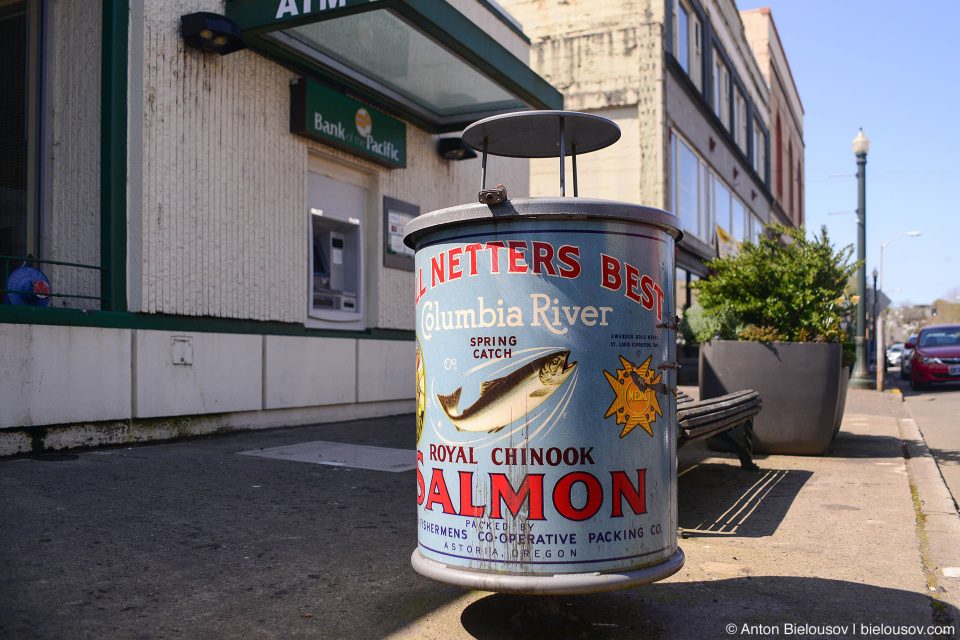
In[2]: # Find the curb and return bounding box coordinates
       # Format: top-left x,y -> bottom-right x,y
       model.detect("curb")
899,416 -> 960,614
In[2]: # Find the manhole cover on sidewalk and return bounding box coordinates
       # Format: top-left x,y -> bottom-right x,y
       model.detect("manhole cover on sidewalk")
238,441 -> 415,473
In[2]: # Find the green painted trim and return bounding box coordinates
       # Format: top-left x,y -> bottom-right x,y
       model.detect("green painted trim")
227,0 -> 378,34
403,0 -> 560,111
290,78 -> 407,167
475,0 -> 529,43
229,0 -> 561,132
0,306 -> 416,341
250,35 -> 451,133
227,0 -> 529,43
101,0 -> 128,311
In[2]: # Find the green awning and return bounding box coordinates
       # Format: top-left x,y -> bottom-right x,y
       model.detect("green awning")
225,0 -> 563,132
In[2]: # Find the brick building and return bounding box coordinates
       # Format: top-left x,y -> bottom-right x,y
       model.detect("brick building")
741,7 -> 805,229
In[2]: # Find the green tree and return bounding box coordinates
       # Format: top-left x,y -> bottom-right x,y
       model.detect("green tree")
690,224 -> 861,343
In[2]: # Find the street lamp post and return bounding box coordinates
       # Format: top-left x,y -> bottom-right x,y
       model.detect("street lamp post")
850,129 -> 873,389
872,266 -> 878,374
875,230 -> 921,391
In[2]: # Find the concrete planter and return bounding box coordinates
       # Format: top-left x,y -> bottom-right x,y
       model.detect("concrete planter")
832,366 -> 851,440
700,341 -> 842,455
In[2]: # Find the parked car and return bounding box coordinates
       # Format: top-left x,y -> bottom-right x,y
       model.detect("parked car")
886,343 -> 905,367
900,334 -> 918,380
906,324 -> 960,390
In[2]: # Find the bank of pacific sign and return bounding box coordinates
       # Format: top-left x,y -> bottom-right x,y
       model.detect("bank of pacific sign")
291,78 -> 406,168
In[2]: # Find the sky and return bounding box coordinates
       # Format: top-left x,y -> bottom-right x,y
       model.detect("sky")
737,0 -> 960,307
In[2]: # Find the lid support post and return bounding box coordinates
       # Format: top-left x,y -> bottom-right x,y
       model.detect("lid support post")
559,116 -> 566,197
572,143 -> 578,197
481,136 -> 489,190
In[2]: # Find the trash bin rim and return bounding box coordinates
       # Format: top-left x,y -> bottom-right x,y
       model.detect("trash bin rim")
411,547 -> 685,595
403,197 -> 683,249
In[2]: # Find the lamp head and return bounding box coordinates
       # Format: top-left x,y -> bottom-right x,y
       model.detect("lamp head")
180,12 -> 246,55
852,128 -> 870,156
437,138 -> 478,161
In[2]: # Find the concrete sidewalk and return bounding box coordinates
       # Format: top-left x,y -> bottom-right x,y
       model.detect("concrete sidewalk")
1,388 -> 959,639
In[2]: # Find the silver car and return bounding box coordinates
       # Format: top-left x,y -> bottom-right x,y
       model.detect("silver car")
886,343 -> 905,367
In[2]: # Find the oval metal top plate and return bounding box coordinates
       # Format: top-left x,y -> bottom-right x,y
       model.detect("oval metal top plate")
461,111 -> 621,158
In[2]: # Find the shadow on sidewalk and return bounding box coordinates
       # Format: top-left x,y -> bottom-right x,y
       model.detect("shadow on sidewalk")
460,579 -> 958,640
678,463 -> 811,538
826,431 -> 908,458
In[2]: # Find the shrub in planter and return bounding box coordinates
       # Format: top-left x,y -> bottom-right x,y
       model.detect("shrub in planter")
691,224 -> 861,455
691,224 -> 858,344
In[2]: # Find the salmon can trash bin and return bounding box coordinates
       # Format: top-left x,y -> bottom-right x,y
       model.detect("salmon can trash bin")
405,111 -> 684,595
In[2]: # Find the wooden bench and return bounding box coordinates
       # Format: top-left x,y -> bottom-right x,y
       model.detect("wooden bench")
676,389 -> 761,471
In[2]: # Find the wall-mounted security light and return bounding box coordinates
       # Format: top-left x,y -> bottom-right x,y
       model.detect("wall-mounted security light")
180,12 -> 246,55
437,137 -> 477,161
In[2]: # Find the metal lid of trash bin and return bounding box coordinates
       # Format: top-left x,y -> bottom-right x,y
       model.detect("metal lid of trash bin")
461,111 -> 621,158
403,197 -> 682,249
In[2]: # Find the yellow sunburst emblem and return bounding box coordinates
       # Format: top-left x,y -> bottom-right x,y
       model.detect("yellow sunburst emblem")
603,355 -> 663,438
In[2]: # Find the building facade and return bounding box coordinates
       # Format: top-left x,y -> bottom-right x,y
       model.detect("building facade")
0,0 -> 561,453
741,7 -> 805,229
499,0 -> 803,318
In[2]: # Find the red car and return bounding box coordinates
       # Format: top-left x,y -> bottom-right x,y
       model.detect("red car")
906,324 -> 960,391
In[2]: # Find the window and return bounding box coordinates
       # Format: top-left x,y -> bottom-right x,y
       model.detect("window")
775,113 -> 782,197
677,139 -> 698,237
713,51 -> 730,130
700,157 -> 712,244
788,139 -> 793,219
797,164 -> 803,226
671,132 -> 710,243
711,174 -> 751,251
690,14 -> 702,91
673,0 -> 702,91
714,176 -> 731,233
748,212 -> 763,240
732,197 -> 745,241
753,122 -> 766,181
0,0 -> 41,275
675,269 -> 699,319
307,157 -> 371,330
735,89 -> 747,154
675,1 -> 688,72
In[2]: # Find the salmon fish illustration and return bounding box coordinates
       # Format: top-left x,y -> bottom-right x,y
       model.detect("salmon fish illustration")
436,350 -> 577,433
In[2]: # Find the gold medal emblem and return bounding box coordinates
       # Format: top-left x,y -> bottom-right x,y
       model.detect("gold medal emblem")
603,355 -> 663,438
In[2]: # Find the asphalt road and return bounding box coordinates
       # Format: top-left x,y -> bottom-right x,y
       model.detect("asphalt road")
4,399 -> 960,639
894,367 -> 960,508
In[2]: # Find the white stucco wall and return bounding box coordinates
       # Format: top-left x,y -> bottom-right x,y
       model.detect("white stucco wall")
357,339 -> 415,403
0,0 -> 536,448
0,323 -> 414,447
134,330 -> 263,418
0,324 -> 131,427
133,0 -> 529,331
263,335 -> 357,409
137,0 -> 305,322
